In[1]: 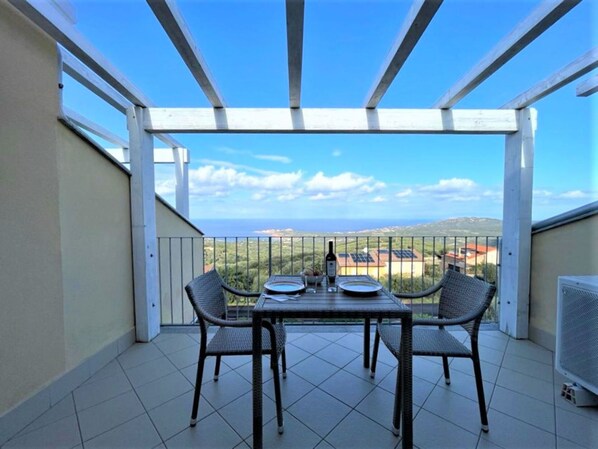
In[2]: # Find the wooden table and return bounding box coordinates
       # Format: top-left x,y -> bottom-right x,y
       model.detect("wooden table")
252,275 -> 413,448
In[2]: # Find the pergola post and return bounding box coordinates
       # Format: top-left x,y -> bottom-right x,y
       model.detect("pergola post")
173,147 -> 189,217
127,106 -> 160,342
500,108 -> 536,338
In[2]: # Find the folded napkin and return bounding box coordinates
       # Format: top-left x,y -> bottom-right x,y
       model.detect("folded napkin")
264,294 -> 299,302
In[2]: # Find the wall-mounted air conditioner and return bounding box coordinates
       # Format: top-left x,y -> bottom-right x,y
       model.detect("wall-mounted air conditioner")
556,276 -> 598,406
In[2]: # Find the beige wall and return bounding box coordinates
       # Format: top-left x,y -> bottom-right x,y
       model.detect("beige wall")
0,4 -> 67,415
57,125 -> 135,367
529,214 -> 598,350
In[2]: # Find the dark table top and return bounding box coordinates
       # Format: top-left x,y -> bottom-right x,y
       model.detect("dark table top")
254,275 -> 411,319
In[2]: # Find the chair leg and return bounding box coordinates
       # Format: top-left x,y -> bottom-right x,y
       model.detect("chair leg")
271,356 -> 284,434
281,349 -> 287,379
472,355 -> 489,432
214,355 -> 221,381
370,325 -> 381,378
190,353 -> 206,427
442,356 -> 451,385
392,363 -> 403,436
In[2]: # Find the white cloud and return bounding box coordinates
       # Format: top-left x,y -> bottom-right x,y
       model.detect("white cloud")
254,154 -> 292,164
332,149 -> 342,157
305,171 -> 386,195
557,190 -> 589,199
371,196 -> 387,203
418,178 -> 480,201
395,188 -> 413,198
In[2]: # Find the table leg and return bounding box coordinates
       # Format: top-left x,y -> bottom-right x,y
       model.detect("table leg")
363,318 -> 370,368
252,315 -> 263,449
401,315 -> 413,448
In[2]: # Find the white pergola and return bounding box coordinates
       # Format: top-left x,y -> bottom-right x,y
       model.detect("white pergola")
9,0 -> 597,344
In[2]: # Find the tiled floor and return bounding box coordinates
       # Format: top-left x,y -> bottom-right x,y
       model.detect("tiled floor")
3,327 -> 597,449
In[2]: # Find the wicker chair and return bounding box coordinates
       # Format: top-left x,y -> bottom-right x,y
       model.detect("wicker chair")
184,269 -> 287,433
370,270 -> 496,435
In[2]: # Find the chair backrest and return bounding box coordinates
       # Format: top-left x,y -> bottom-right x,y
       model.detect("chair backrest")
185,270 -> 227,328
438,270 -> 497,336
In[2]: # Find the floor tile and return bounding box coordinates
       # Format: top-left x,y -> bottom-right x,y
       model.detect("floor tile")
287,388 -> 351,437
413,409 -> 478,449
124,356 -> 178,388
378,369 -> 435,407
314,342 -> 360,368
450,357 -> 500,384
3,415 -> 81,449
261,412 -> 322,449
84,414 -> 161,449
496,366 -> 554,404
165,345 -> 201,370
234,357 -> 278,384
556,406 -> 598,449
480,409 -> 556,449
355,386 -> 405,429
412,358 -> 445,384
221,355 -> 252,370
280,343 -> 311,368
83,360 -> 124,386
556,436 -> 586,449
505,339 -> 553,365
199,370 -> 251,410
290,334 -> 332,354
477,333 -> 508,352
117,343 -> 164,370
436,369 -> 493,407
319,369 -> 375,407
218,391 -> 277,439
13,394 -> 76,438
333,333 -> 366,353
325,410 -> 400,449
289,355 -> 339,386
135,371 -> 193,411
78,390 -> 145,441
422,386 -> 483,435
501,353 -> 554,382
73,370 -> 132,412
490,386 -> 555,433
263,370 -> 316,408
344,355 -> 394,385
148,390 -> 212,441
164,413 -> 243,448
154,334 -> 197,355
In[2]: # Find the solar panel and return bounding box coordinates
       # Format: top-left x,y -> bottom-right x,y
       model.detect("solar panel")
350,253 -> 374,263
392,249 -> 416,259
338,253 -> 349,258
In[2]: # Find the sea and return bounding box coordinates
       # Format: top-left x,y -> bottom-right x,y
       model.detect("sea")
192,218 -> 429,237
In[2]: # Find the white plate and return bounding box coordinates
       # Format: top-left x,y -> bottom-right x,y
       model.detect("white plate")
264,279 -> 305,294
337,279 -> 382,295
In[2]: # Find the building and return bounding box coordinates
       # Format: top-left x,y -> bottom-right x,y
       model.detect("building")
442,243 -> 498,273
337,248 -> 424,277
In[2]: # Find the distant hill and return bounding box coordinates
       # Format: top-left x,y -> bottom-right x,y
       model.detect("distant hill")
356,217 -> 502,236
271,217 -> 503,237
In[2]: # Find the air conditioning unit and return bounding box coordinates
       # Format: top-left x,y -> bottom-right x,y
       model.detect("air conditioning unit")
556,276 -> 598,406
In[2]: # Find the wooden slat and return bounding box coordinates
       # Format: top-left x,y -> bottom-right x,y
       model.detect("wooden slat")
61,49 -> 131,113
434,0 -> 581,109
576,74 -> 598,97
285,0 -> 305,108
364,0 -> 443,109
64,107 -> 129,148
147,0 -> 225,108
9,0 -> 152,106
144,107 -> 518,134
502,47 -> 598,109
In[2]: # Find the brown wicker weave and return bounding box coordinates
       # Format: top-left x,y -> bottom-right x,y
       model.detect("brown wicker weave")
370,270 -> 496,434
184,269 -> 287,432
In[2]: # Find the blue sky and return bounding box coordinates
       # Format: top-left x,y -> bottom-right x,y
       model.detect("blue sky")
63,0 -> 597,222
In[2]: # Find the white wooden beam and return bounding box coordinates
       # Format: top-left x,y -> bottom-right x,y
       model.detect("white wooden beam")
576,74 -> 598,97
500,108 -> 536,339
364,0 -> 443,109
127,106 -> 160,342
9,0 -> 152,106
64,107 -> 129,148
61,49 -> 131,113
502,47 -> 598,109
434,0 -> 581,109
106,148 -> 189,164
144,107 -> 519,134
173,147 -> 189,217
146,0 -> 224,107
285,0 -> 304,108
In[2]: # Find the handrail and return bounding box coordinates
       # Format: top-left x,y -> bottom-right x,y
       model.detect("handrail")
532,201 -> 598,234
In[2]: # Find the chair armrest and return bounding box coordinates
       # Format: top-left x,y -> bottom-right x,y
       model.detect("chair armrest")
222,283 -> 260,298
394,276 -> 444,299
207,316 -> 253,328
413,308 -> 483,327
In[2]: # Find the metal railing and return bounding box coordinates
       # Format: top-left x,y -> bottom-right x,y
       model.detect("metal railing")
158,235 -> 501,326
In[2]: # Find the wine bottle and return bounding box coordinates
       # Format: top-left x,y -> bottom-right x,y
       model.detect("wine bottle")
325,240 -> 337,285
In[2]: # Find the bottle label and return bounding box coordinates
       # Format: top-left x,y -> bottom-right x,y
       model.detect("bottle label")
327,261 -> 336,278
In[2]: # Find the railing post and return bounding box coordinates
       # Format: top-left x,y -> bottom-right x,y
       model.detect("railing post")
268,237 -> 272,276
388,236 -> 393,292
